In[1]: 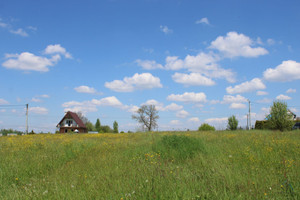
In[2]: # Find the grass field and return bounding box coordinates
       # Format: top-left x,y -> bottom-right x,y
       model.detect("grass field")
0,130 -> 299,199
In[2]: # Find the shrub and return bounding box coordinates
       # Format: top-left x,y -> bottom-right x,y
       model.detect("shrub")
153,135 -> 206,161
198,123 -> 215,131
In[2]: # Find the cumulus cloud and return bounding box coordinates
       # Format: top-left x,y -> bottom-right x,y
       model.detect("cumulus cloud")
31,98 -> 42,102
164,103 -> 183,111
160,25 -> 173,34
286,88 -> 296,93
167,92 -> 207,103
229,103 -> 247,109
196,17 -> 210,25
209,32 -> 268,58
172,72 -> 215,86
63,96 -> 126,114
44,44 -> 72,59
170,120 -> 181,125
226,78 -> 266,94
0,98 -> 9,105
29,107 -> 48,115
2,45 -> 71,72
263,60 -> 300,82
135,59 -> 163,70
204,117 -> 228,123
2,52 -> 60,72
222,95 -> 247,104
276,94 -> 291,100
74,86 -> 97,94
142,99 -> 164,111
188,117 -> 200,123
105,73 -> 162,92
256,91 -> 268,96
176,110 -> 189,118
136,52 -> 235,83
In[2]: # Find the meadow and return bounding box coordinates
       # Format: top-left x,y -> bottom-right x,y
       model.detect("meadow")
0,130 -> 299,199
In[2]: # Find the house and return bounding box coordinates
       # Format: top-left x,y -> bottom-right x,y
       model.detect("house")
56,111 -> 87,133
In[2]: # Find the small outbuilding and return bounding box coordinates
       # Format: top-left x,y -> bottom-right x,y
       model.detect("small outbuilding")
56,111 -> 87,133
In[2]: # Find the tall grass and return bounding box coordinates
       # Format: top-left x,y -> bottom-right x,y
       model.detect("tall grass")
0,130 -> 299,199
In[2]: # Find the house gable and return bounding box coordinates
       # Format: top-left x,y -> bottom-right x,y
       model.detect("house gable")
57,111 -> 87,133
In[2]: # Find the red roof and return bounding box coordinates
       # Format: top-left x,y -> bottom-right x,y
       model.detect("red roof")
57,111 -> 86,128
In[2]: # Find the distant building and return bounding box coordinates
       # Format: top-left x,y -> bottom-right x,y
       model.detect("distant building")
56,111 -> 87,133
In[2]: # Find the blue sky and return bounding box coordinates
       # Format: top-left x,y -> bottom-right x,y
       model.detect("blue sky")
0,0 -> 300,132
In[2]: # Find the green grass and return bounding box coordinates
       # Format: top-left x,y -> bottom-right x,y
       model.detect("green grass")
0,130 -> 299,199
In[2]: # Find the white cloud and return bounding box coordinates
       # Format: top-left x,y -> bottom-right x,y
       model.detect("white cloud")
229,103 -> 247,109
170,120 -> 181,125
136,52 -> 235,83
44,44 -> 72,59
172,72 -> 215,86
31,98 -> 42,102
0,98 -> 9,105
226,78 -> 266,94
256,91 -> 268,96
188,117 -> 200,123
160,25 -> 172,34
142,99 -> 164,111
105,73 -> 162,92
10,28 -> 28,37
276,94 -> 291,100
0,109 -> 6,113
92,96 -> 124,108
0,21 -> 8,28
135,59 -> 163,70
263,60 -> 300,82
196,17 -> 210,25
222,95 -> 247,104
2,52 -> 60,72
286,88 -> 296,93
167,92 -> 207,103
204,117 -> 228,123
62,96 -> 126,114
164,103 -> 183,111
176,110 -> 189,118
209,32 -> 268,58
74,86 -> 97,94
165,56 -> 185,70
29,107 -> 48,115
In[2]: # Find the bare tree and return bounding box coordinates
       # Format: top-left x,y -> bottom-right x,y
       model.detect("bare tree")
132,105 -> 159,131
75,112 -> 88,124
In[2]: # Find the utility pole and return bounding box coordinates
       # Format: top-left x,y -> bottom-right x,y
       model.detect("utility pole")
246,114 -> 249,130
26,104 -> 28,135
248,100 -> 251,130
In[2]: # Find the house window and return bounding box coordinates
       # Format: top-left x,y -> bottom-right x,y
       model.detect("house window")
66,120 -> 73,126
65,129 -> 68,133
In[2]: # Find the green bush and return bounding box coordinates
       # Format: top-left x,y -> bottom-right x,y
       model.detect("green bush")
198,123 -> 215,131
268,101 -> 294,131
153,135 -> 206,161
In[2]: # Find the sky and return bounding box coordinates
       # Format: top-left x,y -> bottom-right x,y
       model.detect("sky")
0,0 -> 300,132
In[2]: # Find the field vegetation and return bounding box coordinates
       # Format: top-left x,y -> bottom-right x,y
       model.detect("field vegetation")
0,130 -> 299,199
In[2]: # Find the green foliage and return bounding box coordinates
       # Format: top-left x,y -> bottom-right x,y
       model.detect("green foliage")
85,121 -> 95,132
153,135 -> 206,161
198,123 -> 215,131
95,118 -> 101,133
255,120 -> 272,130
268,101 -> 294,131
0,129 -> 23,136
227,115 -> 238,130
113,121 -> 118,133
101,125 -> 112,133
